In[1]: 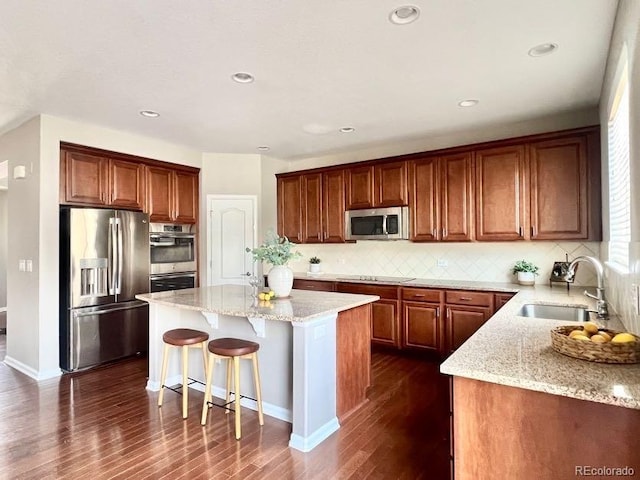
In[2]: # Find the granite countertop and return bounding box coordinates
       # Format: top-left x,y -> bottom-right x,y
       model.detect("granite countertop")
136,285 -> 379,323
294,272 -> 521,292
440,286 -> 640,410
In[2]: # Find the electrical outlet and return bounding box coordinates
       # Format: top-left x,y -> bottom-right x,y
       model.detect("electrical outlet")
437,258 -> 448,267
26,260 -> 32,272
18,259 -> 25,271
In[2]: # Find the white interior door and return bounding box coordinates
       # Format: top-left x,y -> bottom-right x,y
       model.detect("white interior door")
207,195 -> 257,286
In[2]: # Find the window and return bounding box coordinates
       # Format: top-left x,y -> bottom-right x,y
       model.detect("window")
608,53 -> 630,269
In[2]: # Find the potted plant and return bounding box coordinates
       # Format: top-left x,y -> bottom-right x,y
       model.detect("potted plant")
512,260 -> 539,286
308,256 -> 321,274
248,231 -> 302,297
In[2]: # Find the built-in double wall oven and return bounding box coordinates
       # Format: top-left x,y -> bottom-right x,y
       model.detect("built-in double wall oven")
149,224 -> 197,292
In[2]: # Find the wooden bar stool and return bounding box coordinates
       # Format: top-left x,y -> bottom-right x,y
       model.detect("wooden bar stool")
158,328 -> 209,419
200,338 -> 264,440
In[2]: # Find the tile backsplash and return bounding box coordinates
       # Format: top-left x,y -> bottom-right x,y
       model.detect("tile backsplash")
287,241 -> 601,287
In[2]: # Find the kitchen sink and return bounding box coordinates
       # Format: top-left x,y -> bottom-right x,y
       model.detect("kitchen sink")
517,304 -> 592,322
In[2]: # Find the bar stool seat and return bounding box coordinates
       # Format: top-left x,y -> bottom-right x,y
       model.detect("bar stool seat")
158,328 -> 209,419
201,337 -> 264,440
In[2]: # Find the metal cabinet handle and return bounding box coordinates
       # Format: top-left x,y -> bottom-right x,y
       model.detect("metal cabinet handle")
324,231 -> 328,240
317,232 -> 321,240
447,307 -> 451,318
518,226 -> 523,237
413,294 -> 425,298
531,225 -> 537,237
459,297 -> 472,301
435,307 -> 440,318
432,228 -> 437,238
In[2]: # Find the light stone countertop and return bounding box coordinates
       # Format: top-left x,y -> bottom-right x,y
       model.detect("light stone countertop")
294,272 -> 521,292
440,286 -> 640,410
136,284 -> 379,323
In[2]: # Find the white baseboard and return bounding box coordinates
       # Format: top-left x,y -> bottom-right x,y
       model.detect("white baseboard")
3,356 -> 62,381
289,417 -> 340,452
147,375 -> 292,423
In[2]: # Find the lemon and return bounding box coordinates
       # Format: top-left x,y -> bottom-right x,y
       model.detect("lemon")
258,292 -> 267,301
611,333 -> 636,344
590,334 -> 607,343
269,291 -> 275,298
573,334 -> 591,342
597,331 -> 612,342
569,329 -> 587,339
583,322 -> 599,335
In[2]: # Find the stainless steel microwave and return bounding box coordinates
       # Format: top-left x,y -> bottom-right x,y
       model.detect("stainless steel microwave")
345,207 -> 409,240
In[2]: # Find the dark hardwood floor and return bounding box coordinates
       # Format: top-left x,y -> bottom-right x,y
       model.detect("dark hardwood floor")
0,337 -> 450,479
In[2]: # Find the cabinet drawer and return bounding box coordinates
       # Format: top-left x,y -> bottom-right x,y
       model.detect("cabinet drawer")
336,282 -> 398,299
293,279 -> 336,292
445,290 -> 493,308
402,288 -> 443,303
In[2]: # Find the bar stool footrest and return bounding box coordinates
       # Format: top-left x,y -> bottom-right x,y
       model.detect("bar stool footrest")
162,377 -> 206,396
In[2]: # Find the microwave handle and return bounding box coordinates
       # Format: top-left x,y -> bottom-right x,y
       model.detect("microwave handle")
382,215 -> 388,235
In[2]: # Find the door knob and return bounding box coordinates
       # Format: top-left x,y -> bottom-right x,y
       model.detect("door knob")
242,272 -> 251,276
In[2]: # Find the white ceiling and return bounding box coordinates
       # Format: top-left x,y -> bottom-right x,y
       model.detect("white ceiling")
0,1 -> 618,160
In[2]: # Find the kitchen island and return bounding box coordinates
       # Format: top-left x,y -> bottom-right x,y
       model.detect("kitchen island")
136,285 -> 379,452
440,287 -> 640,479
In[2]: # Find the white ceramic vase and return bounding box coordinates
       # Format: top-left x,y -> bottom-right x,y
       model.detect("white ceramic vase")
268,265 -> 294,297
517,271 -> 535,286
309,263 -> 321,274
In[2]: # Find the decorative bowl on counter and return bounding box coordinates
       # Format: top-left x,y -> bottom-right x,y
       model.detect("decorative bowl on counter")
551,325 -> 640,364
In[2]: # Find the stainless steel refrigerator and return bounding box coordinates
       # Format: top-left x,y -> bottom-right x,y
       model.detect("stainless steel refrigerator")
59,207 -> 150,372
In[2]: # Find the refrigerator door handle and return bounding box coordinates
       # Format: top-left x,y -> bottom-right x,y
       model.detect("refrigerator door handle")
72,302 -> 147,318
116,217 -> 123,294
109,218 -> 117,295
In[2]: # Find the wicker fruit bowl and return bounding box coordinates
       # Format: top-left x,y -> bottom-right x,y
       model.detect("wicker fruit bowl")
551,326 -> 640,364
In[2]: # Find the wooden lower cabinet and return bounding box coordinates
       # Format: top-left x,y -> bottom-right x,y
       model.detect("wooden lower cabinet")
453,377 -> 640,480
446,306 -> 492,353
494,292 -> 516,310
371,300 -> 400,347
402,301 -> 441,352
292,279 -> 335,292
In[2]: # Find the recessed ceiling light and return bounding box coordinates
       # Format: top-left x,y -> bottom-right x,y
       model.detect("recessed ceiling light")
389,5 -> 420,25
458,100 -> 479,108
339,127 -> 355,133
232,72 -> 255,83
139,110 -> 160,118
257,146 -> 270,151
528,43 -> 558,57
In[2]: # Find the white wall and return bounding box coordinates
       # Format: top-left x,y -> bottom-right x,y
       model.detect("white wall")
0,190 -> 6,309
0,116 -> 42,375
288,108 -> 599,171
599,0 -> 640,334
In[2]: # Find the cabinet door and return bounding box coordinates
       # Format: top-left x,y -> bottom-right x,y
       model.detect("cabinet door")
475,145 -> 527,241
375,161 -> 408,207
372,299 -> 401,348
441,153 -> 473,241
494,293 -> 515,311
174,171 -> 198,224
446,306 -> 492,352
529,136 -> 588,239
64,151 -> 108,205
323,170 -> 346,243
302,173 -> 323,243
346,165 -> 374,210
146,166 -> 174,223
402,301 -> 441,352
409,157 -> 439,241
109,159 -> 145,210
277,176 -> 303,242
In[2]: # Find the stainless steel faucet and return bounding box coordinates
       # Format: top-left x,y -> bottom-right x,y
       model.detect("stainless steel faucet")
568,255 -> 608,318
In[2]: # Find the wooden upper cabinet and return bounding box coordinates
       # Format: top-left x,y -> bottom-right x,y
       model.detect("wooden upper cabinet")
529,136 -> 588,240
277,176 -> 303,242
409,153 -> 472,242
323,169 -> 346,243
62,151 -> 108,206
475,145 -> 528,241
346,165 -> 374,209
302,173 -> 323,243
375,161 -> 408,207
109,159 -> 144,210
441,153 -> 473,241
146,166 -> 174,223
409,157 -> 439,241
174,171 -> 198,224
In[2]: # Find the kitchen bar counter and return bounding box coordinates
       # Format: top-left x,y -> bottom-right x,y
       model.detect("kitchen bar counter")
440,286 -> 640,410
136,285 -> 378,453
